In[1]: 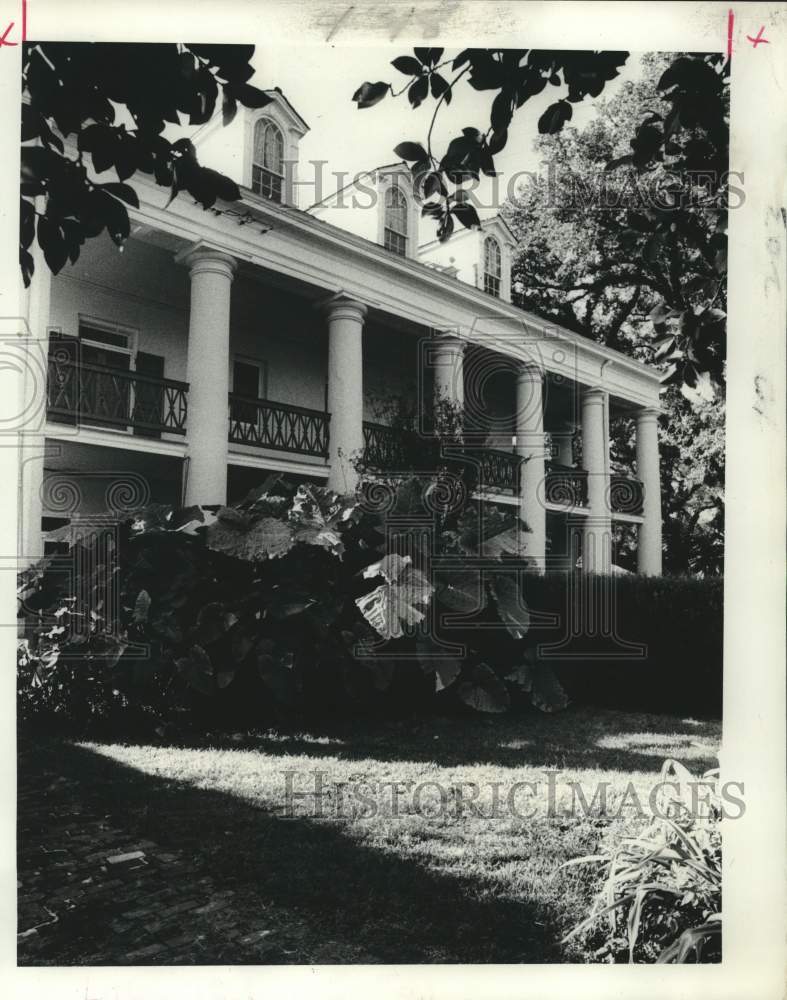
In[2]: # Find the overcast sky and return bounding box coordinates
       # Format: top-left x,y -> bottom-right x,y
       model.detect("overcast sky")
247,45 -> 644,214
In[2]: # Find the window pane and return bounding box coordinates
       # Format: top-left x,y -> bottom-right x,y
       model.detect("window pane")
384,187 -> 407,236
79,324 -> 128,349
252,119 -> 284,201
484,273 -> 501,297
384,229 -> 407,257
232,361 -> 262,424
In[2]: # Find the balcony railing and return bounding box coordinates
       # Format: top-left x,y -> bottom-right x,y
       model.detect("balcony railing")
228,395 -> 329,458
46,358 -> 188,435
45,363 -> 647,516
609,473 -> 644,515
362,421 -> 415,470
467,448 -> 521,494
545,463 -> 589,508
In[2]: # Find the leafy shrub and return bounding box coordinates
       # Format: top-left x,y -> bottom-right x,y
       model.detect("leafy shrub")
18,475 -> 569,735
562,758 -> 721,963
524,573 -> 723,715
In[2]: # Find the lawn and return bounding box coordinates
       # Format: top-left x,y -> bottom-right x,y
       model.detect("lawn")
18,706 -> 721,964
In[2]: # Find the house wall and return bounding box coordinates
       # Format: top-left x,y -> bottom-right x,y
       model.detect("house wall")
49,235 -> 190,382
418,228 -> 480,288
49,236 -> 419,423
308,176 -> 381,243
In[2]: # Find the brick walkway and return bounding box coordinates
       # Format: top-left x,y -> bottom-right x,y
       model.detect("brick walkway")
17,739 -> 372,965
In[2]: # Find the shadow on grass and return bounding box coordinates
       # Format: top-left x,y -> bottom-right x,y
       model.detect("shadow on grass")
20,738 -> 578,964
141,707 -> 722,775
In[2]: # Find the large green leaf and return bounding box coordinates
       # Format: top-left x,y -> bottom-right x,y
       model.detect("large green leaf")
506,656 -> 569,712
488,572 -> 530,638
435,569 -> 484,614
457,663 -> 510,713
256,639 -> 298,704
416,634 -> 463,692
206,514 -> 293,561
356,554 -> 433,640
175,644 -> 213,695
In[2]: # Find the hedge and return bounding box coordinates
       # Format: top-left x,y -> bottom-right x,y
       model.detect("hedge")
523,573 -> 723,716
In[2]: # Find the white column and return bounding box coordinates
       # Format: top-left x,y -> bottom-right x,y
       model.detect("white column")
515,361 -> 546,571
581,387 -> 612,574
432,333 -> 465,433
636,406 -> 663,575
19,232 -> 52,562
321,295 -> 366,493
553,422 -> 574,466
182,247 -> 237,506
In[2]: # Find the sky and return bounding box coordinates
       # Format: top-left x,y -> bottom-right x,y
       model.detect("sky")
246,44 -> 645,215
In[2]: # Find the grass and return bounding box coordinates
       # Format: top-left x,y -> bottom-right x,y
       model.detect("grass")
23,706 -> 721,963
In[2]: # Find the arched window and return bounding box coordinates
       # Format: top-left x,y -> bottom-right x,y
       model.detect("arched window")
252,118 -> 284,202
383,186 -> 408,257
483,236 -> 502,297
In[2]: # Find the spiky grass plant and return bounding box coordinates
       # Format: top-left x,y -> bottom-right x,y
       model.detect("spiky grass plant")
562,758 -> 721,963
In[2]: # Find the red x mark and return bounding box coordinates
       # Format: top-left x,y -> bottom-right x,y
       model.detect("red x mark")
747,26 -> 769,48
0,21 -> 18,46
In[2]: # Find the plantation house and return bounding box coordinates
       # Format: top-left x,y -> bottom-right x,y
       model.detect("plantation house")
20,90 -> 663,574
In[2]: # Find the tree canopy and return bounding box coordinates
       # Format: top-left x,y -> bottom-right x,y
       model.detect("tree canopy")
20,42 -> 271,286
503,53 -> 725,575
355,48 -> 729,394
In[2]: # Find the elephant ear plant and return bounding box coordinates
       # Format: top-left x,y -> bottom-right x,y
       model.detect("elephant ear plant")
18,475 -> 568,735
561,758 -> 722,963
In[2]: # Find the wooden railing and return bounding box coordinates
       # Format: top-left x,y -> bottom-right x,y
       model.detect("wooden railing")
46,358 -> 188,435
545,463 -> 589,508
228,395 -> 329,458
467,448 -> 521,494
609,473 -> 644,515
362,421 -> 415,470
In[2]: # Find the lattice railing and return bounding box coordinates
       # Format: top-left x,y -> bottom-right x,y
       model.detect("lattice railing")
545,463 -> 589,508
46,358 -> 188,435
609,474 -> 644,515
467,448 -> 521,493
228,395 -> 329,457
362,422 -> 415,470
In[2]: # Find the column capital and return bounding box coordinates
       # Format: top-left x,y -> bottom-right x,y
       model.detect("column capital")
176,242 -> 238,281
516,359 -> 544,383
637,406 -> 661,423
317,292 -> 367,323
582,386 -> 607,405
432,330 -> 466,352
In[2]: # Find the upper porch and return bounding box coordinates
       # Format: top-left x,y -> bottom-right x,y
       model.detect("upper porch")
27,172 -> 663,573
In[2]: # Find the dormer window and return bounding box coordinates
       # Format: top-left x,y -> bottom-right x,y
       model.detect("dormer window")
383,186 -> 408,257
252,118 -> 284,202
483,236 -> 502,297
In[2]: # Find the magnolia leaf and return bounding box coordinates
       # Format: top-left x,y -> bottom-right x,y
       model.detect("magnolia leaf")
394,141 -> 428,162
457,663 -> 510,713
538,99 -> 573,134
352,81 -> 390,109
